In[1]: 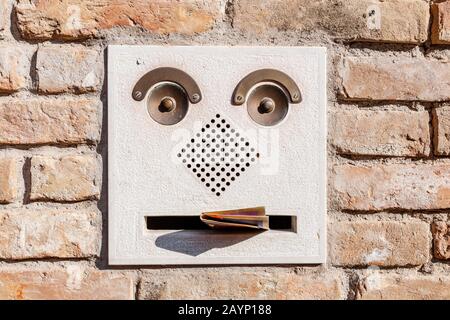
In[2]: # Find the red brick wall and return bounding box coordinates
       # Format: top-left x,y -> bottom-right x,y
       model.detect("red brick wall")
0,0 -> 450,300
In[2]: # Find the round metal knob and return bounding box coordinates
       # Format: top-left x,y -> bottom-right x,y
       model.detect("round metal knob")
258,98 -> 275,114
246,84 -> 289,126
147,83 -> 188,125
159,97 -> 176,113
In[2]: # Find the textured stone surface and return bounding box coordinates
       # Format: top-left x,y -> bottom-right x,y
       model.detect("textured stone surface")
0,267 -> 133,300
108,46 -> 327,265
139,268 -> 345,300
332,163 -> 450,211
340,57 -> 450,101
357,274 -> 450,300
0,46 -> 29,92
330,220 -> 429,267
4,0 -> 450,300
37,46 -> 102,93
433,105 -> 450,156
432,221 -> 450,260
332,110 -> 430,156
0,209 -> 100,259
0,158 -> 18,203
15,0 -> 220,40
432,1 -> 450,44
0,98 -> 100,145
0,0 -> 9,39
234,0 -> 429,43
30,155 -> 100,202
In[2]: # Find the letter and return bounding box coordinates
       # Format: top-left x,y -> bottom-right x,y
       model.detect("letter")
229,305 -> 237,314
178,306 -> 184,315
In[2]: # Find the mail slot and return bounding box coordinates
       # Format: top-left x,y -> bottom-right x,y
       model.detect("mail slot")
108,46 -> 327,265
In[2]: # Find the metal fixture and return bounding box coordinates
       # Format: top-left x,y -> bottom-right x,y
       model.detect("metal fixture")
132,67 -> 202,125
232,69 -> 301,126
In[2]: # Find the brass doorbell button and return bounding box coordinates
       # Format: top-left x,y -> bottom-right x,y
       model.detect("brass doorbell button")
147,83 -> 188,125
159,97 -> 176,113
258,98 -> 275,114
232,69 -> 301,126
132,67 -> 202,125
247,84 -> 289,126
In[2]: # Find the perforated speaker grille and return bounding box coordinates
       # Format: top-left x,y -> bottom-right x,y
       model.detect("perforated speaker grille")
177,114 -> 259,197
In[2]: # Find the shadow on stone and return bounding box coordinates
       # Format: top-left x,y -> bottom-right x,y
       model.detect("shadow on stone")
155,229 -> 264,256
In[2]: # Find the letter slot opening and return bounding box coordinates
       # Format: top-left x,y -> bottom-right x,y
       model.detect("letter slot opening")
146,215 -> 296,231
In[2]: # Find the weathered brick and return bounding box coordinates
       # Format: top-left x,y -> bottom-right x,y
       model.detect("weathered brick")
332,110 -> 430,156
432,105 -> 450,156
0,0 -> 9,39
332,163 -> 450,211
15,0 -> 219,40
0,46 -> 30,93
30,155 -> 100,202
357,273 -> 450,300
0,158 -> 18,203
330,220 -> 429,267
340,57 -> 450,101
432,221 -> 450,260
234,0 -> 429,44
37,46 -> 102,93
0,267 -> 133,299
0,98 -> 100,145
0,209 -> 100,259
139,268 -> 345,300
432,1 -> 450,44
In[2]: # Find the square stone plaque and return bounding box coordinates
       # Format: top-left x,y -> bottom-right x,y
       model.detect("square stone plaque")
108,46 -> 327,265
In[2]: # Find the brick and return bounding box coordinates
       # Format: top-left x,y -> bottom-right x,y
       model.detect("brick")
357,273 -> 450,300
0,158 -> 18,204
234,0 -> 429,44
332,110 -> 430,156
0,267 -> 133,299
138,268 -> 345,300
37,46 -> 102,94
0,0 -> 9,39
0,209 -> 100,259
332,163 -> 450,211
340,57 -> 450,102
0,98 -> 100,145
432,1 -> 450,44
432,221 -> 450,260
432,105 -> 450,156
30,155 -> 100,202
15,0 -> 219,40
330,220 -> 429,267
0,46 -> 30,93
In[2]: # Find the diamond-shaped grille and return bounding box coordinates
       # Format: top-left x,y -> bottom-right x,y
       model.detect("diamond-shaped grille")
177,114 -> 259,197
